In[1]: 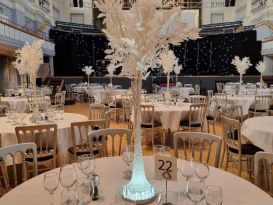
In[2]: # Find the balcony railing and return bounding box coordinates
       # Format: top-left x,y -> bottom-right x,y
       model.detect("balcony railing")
0,16 -> 51,42
251,0 -> 266,12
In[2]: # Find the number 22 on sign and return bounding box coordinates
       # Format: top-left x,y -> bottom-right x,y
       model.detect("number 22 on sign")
155,155 -> 177,181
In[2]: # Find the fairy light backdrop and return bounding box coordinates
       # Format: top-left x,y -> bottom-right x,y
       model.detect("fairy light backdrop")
50,29 -> 262,76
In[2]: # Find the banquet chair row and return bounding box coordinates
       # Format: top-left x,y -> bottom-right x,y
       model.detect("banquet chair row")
69,119 -> 131,162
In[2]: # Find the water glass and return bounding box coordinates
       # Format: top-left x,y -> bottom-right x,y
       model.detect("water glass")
195,163 -> 209,180
157,191 -> 178,205
59,164 -> 76,190
205,185 -> 223,205
187,177 -> 205,205
43,172 -> 59,205
60,189 -> 77,205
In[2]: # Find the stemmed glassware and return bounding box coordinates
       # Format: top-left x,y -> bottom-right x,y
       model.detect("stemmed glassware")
205,185 -> 223,205
59,164 -> 76,191
121,145 -> 134,180
5,108 -> 12,123
187,177 -> 206,205
18,111 -> 27,126
58,105 -> 65,120
180,158 -> 195,180
195,162 -> 210,180
77,154 -> 96,199
43,172 -> 59,205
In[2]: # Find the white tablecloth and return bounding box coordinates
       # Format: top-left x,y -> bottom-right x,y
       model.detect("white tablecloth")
179,87 -> 195,98
226,95 -> 255,115
0,156 -> 272,205
1,96 -> 50,112
142,102 -> 191,132
242,116 -> 273,152
0,113 -> 88,165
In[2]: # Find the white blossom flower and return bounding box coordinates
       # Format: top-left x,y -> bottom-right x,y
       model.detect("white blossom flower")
256,61 -> 265,74
231,56 -> 252,75
82,66 -> 94,75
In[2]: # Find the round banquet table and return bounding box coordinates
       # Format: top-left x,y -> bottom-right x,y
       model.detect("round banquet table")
1,96 -> 50,112
226,95 -> 255,116
141,102 -> 191,132
241,116 -> 273,153
0,112 -> 88,165
0,156 -> 272,205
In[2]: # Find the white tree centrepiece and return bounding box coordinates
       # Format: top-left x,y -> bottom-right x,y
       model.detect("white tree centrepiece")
231,56 -> 252,84
106,64 -> 116,87
82,66 -> 94,86
255,61 -> 266,85
158,49 -> 178,105
13,40 -> 44,89
94,0 -> 199,203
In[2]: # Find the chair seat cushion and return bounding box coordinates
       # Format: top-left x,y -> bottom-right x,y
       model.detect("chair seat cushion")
206,115 -> 214,120
25,153 -> 54,162
180,120 -> 201,127
229,144 -> 263,155
141,122 -> 162,128
68,145 -> 99,156
248,107 -> 267,112
269,105 -> 273,110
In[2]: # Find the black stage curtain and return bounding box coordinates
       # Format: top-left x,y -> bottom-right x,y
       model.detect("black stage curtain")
50,29 -> 261,76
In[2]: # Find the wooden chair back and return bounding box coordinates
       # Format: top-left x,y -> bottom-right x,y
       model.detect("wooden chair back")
71,120 -> 106,155
174,132 -> 222,167
221,116 -> 241,154
88,128 -> 131,157
189,95 -> 206,104
254,152 -> 273,196
89,103 -> 107,120
189,103 -> 207,127
15,124 -> 57,168
0,143 -> 37,191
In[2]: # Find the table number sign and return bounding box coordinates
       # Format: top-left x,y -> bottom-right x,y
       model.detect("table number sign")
155,155 -> 177,181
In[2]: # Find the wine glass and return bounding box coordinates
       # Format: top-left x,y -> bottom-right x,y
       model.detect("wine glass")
43,172 -> 59,205
205,185 -> 223,205
18,112 -> 27,126
5,108 -> 12,123
121,145 -> 134,179
195,162 -> 210,180
59,164 -> 76,190
187,177 -> 205,205
58,105 -> 65,120
77,154 -> 96,178
180,159 -> 195,180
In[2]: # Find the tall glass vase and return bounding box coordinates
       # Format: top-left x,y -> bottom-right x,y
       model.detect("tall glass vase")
165,73 -> 171,105
122,70 -> 156,204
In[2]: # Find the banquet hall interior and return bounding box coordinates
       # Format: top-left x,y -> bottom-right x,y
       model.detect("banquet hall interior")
0,0 -> 273,204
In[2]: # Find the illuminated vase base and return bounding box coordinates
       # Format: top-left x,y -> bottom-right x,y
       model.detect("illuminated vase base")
122,184 -> 157,204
